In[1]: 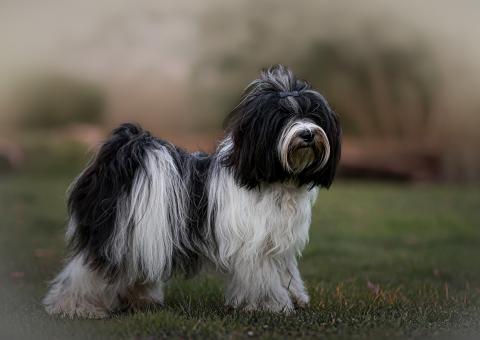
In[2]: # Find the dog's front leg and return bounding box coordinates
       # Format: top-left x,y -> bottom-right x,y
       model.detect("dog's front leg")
226,257 -> 294,313
280,253 -> 309,307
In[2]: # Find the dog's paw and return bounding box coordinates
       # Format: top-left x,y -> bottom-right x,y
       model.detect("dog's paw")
226,295 -> 295,314
264,300 -> 295,314
291,291 -> 310,308
245,299 -> 294,314
45,300 -> 109,319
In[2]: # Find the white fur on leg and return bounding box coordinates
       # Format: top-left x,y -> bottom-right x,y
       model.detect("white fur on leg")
210,163 -> 317,312
43,254 -> 121,319
280,253 -> 310,307
227,257 -> 294,313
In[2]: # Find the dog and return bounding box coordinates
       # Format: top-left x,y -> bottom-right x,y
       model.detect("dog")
43,65 -> 341,318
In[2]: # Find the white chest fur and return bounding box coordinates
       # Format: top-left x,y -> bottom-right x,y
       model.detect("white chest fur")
210,167 -> 318,267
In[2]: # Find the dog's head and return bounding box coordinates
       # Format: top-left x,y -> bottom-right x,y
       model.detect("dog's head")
223,65 -> 341,189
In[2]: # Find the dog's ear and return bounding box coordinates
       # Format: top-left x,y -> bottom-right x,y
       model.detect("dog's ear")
313,109 -> 341,188
222,94 -> 287,189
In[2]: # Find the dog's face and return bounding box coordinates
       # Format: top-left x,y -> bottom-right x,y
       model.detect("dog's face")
223,65 -> 341,189
278,118 -> 331,175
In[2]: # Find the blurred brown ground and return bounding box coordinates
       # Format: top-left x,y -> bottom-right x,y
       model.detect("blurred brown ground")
3,123 -> 442,182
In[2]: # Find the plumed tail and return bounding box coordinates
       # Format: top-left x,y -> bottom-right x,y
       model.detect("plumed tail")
66,123 -> 187,281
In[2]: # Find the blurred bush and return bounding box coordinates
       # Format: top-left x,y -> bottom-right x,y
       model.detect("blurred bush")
194,13 -> 439,139
298,37 -> 438,138
13,74 -> 105,129
191,3 -> 480,181
0,74 -> 105,175
20,132 -> 91,175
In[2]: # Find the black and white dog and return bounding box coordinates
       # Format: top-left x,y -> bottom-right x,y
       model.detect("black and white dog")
44,65 -> 341,318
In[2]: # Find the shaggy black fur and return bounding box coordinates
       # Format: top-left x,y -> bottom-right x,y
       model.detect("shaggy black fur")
171,150 -> 214,276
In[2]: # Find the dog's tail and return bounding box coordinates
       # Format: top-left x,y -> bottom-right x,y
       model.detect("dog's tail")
66,123 -> 188,281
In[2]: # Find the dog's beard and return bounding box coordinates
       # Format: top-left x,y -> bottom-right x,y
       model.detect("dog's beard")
278,120 -> 331,174
288,147 -> 315,174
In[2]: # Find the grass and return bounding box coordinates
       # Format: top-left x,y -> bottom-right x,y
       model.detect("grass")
0,172 -> 479,339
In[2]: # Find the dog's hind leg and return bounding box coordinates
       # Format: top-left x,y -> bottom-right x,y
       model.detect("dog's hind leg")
143,281 -> 165,305
120,281 -> 165,311
43,254 -> 121,319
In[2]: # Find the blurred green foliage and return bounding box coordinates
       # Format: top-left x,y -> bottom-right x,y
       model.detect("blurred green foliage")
14,74 -> 105,129
210,38 -> 437,137
18,132 -> 91,175
297,38 -> 438,137
193,8 -> 439,138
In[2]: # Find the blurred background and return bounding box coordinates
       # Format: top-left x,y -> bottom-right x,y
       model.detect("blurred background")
1,0 -> 479,180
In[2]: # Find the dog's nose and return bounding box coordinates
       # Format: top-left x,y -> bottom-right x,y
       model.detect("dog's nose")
299,130 -> 314,143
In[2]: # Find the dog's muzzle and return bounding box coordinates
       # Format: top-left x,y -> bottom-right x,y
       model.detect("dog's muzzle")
279,121 -> 330,173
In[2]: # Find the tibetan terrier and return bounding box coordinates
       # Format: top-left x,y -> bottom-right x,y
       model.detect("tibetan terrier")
44,65 -> 341,318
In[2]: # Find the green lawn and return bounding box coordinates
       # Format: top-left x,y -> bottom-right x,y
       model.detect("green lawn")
1,173 -> 479,339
